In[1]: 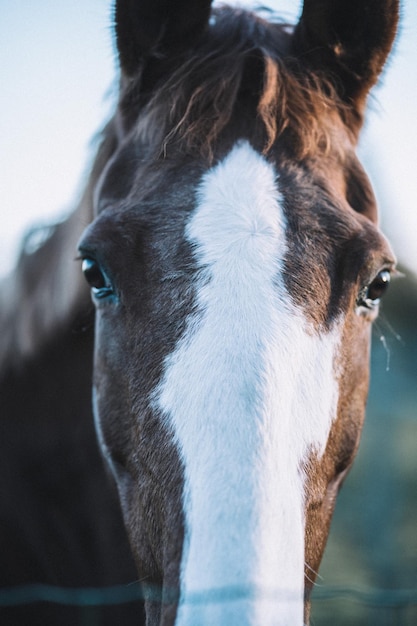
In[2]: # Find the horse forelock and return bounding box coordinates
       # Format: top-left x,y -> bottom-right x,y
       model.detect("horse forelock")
121,6 -> 354,162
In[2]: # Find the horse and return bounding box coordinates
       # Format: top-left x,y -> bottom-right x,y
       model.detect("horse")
0,0 -> 399,625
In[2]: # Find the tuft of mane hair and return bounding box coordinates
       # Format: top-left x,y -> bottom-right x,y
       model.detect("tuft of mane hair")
125,6 -> 352,161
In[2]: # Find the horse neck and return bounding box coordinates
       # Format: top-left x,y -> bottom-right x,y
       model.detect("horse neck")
0,201 -> 90,371
0,123 -> 119,372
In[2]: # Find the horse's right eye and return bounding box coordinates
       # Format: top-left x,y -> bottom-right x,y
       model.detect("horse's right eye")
81,258 -> 114,299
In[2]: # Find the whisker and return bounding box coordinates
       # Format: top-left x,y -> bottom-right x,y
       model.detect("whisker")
378,313 -> 403,344
305,562 -> 324,587
380,333 -> 391,372
373,311 -> 404,372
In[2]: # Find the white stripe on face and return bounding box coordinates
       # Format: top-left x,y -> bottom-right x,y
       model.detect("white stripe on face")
155,142 -> 341,625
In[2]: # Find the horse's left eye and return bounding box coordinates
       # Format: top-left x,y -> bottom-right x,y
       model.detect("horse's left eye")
367,269 -> 391,302
359,269 -> 391,309
81,258 -> 113,299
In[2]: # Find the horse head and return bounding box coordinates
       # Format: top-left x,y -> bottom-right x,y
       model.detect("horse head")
78,1 -> 399,623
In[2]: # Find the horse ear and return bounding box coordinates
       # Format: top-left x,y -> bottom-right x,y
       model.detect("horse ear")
293,0 -> 400,110
115,0 -> 213,77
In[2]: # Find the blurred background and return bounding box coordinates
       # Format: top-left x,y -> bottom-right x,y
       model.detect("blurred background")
1,1 -> 416,623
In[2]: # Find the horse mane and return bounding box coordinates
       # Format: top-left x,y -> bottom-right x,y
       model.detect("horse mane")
0,124 -> 118,371
130,6 -> 352,161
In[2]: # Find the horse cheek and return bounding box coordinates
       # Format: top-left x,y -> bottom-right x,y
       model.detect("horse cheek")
303,313 -> 371,593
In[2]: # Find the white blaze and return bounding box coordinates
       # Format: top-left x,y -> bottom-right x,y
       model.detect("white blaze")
155,142 -> 340,625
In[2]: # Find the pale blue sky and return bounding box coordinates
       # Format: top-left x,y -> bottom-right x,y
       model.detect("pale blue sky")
1,0 -> 416,277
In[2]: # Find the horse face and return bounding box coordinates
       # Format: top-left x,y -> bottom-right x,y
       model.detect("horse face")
79,2 -> 398,624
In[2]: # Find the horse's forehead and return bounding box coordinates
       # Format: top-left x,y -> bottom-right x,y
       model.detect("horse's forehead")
99,137 -> 350,233
95,140 -> 380,321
